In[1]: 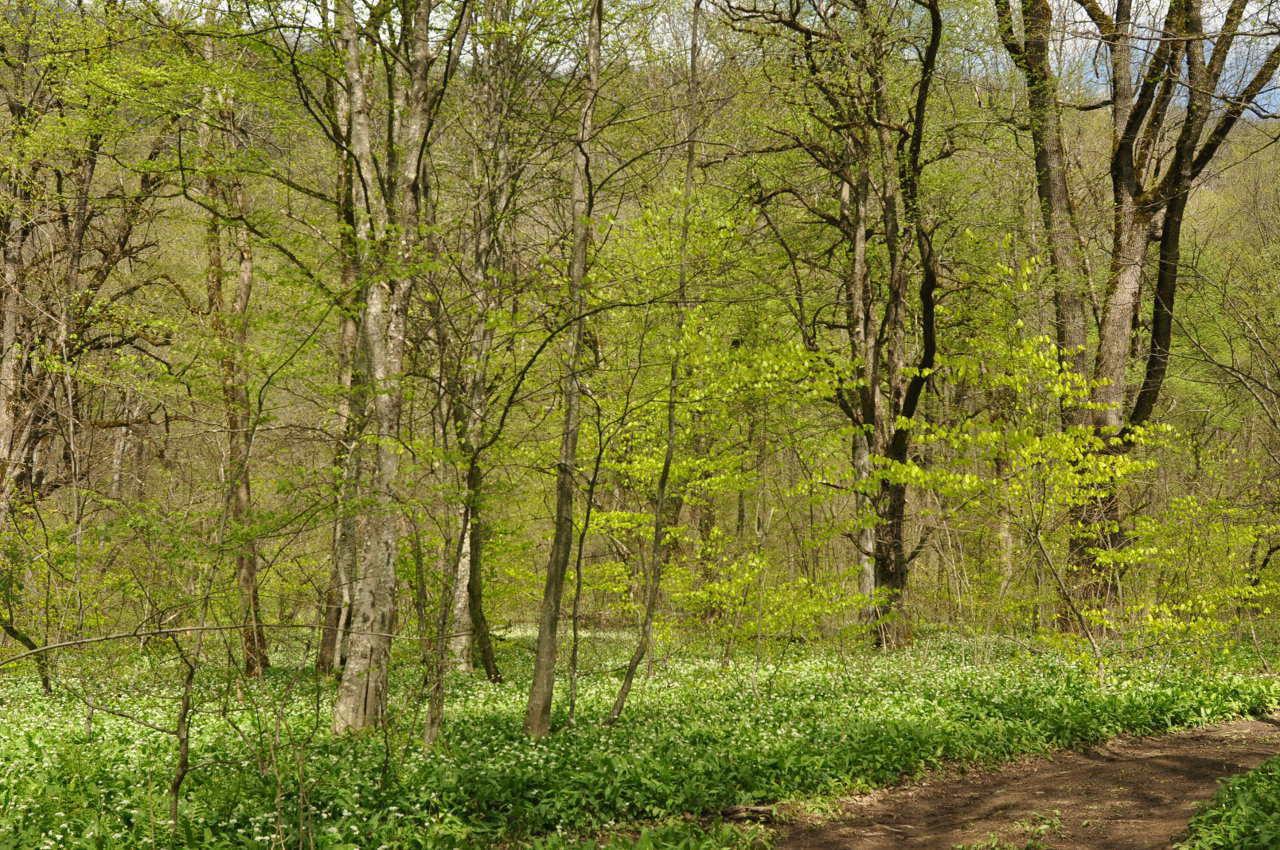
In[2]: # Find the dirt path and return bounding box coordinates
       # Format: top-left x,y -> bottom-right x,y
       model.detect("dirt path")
779,714 -> 1280,849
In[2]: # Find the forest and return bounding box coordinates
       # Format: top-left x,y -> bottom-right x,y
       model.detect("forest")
3,0 -> 1280,845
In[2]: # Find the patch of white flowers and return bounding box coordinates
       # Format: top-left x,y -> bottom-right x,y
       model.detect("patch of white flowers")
1,640 -> 1278,847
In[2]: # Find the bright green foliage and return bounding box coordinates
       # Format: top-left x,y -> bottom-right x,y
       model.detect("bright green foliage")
4,0 -> 1280,846
664,538 -> 868,652
2,640 -> 1278,848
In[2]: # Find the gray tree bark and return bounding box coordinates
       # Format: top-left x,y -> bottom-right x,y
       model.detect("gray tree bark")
333,0 -> 470,732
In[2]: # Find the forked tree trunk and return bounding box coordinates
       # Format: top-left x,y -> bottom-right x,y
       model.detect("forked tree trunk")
997,0 -> 1280,614
331,0 -> 468,732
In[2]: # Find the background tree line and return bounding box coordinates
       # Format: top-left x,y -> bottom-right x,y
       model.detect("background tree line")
2,0 -> 1280,736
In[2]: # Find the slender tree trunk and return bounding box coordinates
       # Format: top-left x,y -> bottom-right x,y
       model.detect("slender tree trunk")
994,455 -> 1015,592
207,214 -> 269,676
842,162 -> 876,601
609,489 -> 682,722
610,340 -> 685,720
424,532 -> 453,746
444,457 -> 501,681
0,248 -> 25,524
228,216 -> 269,675
608,0 -> 699,723
318,352 -> 361,674
852,432 -> 876,597
523,0 -> 601,738
568,428 -> 606,722
108,391 -> 140,502
523,307 -> 586,735
201,8 -> 267,676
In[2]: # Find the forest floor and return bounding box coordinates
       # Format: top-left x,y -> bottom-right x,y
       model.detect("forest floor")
777,713 -> 1280,850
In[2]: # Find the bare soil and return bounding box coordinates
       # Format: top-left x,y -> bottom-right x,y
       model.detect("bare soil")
778,714 -> 1280,849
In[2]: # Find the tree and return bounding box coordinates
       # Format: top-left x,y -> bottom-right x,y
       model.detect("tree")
330,0 -> 471,733
0,0 -> 170,689
194,5 -> 270,676
608,0 -> 703,723
727,0 -> 945,640
524,0 -> 602,737
426,0 -> 572,681
996,0 -> 1280,601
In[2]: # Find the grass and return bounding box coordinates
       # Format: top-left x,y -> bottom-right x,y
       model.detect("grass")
1,637 -> 1278,849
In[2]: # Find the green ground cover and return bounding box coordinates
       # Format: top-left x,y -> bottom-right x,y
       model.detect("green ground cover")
1,639 -> 1277,849
1180,754 -> 1280,849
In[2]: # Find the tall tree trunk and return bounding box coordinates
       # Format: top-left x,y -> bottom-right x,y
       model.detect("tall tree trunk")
523,0 -> 601,738
841,161 -> 876,601
317,314 -> 362,673
0,262 -> 20,507
228,214 -> 269,676
205,202 -> 269,677
200,33 -> 269,674
608,0 -> 699,724
331,0 -> 467,731
319,147 -> 364,675
331,0 -> 400,732
332,274 -> 409,731
995,0 -> 1088,424
866,0 -> 942,641
442,0 -> 513,683
0,246 -> 25,522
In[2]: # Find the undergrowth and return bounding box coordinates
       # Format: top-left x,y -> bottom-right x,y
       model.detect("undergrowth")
1,639 -> 1277,849
1178,754 -> 1280,849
